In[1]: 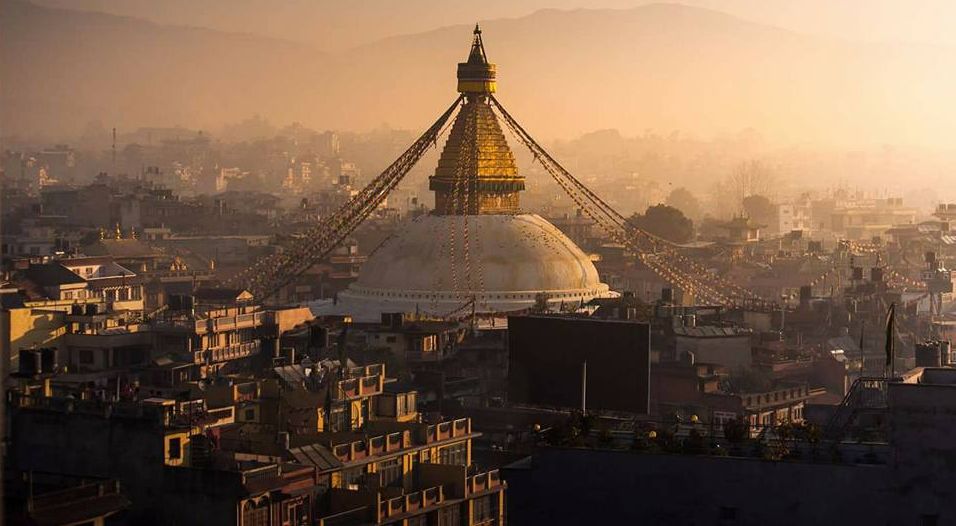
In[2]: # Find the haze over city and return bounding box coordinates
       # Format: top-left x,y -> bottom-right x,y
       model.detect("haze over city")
4,1 -> 956,525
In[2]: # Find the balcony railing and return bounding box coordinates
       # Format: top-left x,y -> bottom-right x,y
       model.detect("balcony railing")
332,431 -> 410,463
31,479 -> 124,512
334,374 -> 383,400
348,363 -> 385,378
8,393 -> 207,430
193,311 -> 263,334
195,341 -> 261,363
378,486 -> 444,521
466,470 -> 502,496
423,418 -> 471,443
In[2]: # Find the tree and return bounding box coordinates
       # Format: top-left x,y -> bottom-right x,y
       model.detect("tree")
628,204 -> 694,244
742,194 -> 776,226
665,187 -> 702,219
723,417 -> 749,444
728,160 -> 775,205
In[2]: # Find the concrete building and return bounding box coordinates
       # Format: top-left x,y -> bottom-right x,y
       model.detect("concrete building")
503,368 -> 956,525
673,324 -> 753,369
831,197 -> 918,240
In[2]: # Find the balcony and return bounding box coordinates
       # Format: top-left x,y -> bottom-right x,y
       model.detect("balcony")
466,470 -> 502,496
348,363 -> 385,378
205,406 -> 236,427
334,374 -> 383,401
423,418 -> 471,444
378,486 -> 444,522
195,341 -> 261,363
332,431 -> 410,463
194,311 -> 263,334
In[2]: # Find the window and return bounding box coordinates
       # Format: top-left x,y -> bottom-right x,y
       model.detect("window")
242,501 -> 269,526
286,501 -> 305,525
472,495 -> 494,523
438,442 -> 468,466
330,408 -> 348,432
407,516 -> 428,526
400,393 -> 416,416
377,457 -> 403,487
439,504 -> 461,526
244,409 -> 256,421
63,291 -> 73,300
168,437 -> 182,460
340,467 -> 366,489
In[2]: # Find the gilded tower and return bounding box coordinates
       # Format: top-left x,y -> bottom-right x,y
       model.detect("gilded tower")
429,25 -> 525,215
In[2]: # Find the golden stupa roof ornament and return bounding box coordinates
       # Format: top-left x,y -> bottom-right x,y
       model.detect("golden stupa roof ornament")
430,25 -> 523,215
457,24 -> 496,95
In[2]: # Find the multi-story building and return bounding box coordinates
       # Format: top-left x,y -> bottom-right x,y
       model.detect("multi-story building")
831,197 -> 918,240
215,360 -> 506,526
365,313 -> 467,364
777,194 -> 814,235
6,389 -> 235,523
150,288 -> 266,377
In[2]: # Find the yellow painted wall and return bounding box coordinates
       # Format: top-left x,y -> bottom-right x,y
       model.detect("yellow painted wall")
2,308 -> 67,366
164,431 -> 190,466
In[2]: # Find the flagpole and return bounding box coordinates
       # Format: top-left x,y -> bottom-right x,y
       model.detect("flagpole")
885,303 -> 896,380
859,320 -> 865,379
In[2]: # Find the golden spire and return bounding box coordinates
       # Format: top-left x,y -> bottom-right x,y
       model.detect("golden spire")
431,26 -> 523,215
457,23 -> 496,95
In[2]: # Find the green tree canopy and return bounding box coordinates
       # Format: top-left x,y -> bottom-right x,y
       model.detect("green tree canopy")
628,204 -> 694,244
742,194 -> 776,226
665,187 -> 702,219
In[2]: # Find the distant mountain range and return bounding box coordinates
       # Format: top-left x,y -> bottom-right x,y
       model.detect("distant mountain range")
4,0 -> 955,147
1,0 -> 320,139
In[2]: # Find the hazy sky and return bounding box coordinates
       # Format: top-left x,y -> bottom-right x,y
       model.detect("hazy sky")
31,0 -> 956,51
9,0 -> 956,153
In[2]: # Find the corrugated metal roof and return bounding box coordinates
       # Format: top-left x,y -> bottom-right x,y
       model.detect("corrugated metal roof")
289,444 -> 342,472
673,326 -> 749,338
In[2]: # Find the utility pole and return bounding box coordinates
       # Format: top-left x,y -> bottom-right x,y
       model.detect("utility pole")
581,361 -> 587,413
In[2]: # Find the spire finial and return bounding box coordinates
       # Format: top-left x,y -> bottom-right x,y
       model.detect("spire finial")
467,23 -> 487,65
458,25 -> 496,94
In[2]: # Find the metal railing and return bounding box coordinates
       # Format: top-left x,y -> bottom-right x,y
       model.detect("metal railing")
332,431 -> 409,462
823,376 -> 890,441
196,341 -> 261,363
424,418 -> 471,443
466,470 -> 502,495
378,486 -> 445,521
